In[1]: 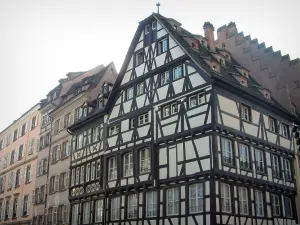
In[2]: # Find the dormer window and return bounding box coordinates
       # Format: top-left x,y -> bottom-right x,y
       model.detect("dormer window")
239,77 -> 248,87
219,58 -> 225,65
212,65 -> 217,71
222,43 -> 226,48
191,42 -> 195,48
173,25 -> 177,30
76,88 -> 82,94
264,92 -> 270,99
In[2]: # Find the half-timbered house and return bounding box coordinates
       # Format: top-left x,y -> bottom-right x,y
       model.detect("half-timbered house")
68,13 -> 298,225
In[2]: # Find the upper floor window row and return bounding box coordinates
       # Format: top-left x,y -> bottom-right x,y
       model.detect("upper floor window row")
221,137 -> 293,180
75,126 -> 101,151
240,103 -> 290,138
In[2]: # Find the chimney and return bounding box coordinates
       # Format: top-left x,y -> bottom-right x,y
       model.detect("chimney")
203,22 -> 215,51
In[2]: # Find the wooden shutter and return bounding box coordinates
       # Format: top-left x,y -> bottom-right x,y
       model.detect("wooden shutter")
59,117 -> 64,131
35,114 -> 39,127
36,139 -> 40,152
57,144 -> 61,161
14,149 -> 19,162
16,196 -> 20,217
8,198 -> 13,218
1,200 -> 5,220
8,152 -> 11,164
22,166 -> 26,184
12,172 -> 15,189
45,157 -> 48,173
29,164 -> 33,182
24,122 -> 27,134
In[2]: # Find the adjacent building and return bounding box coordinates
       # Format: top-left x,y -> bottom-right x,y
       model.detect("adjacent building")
0,104 -> 40,225
215,22 -> 300,222
68,13 -> 298,225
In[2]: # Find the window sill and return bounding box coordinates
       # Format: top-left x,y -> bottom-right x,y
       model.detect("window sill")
273,175 -> 282,180
222,162 -> 236,169
161,113 -> 177,120
139,171 -> 150,175
240,167 -> 252,172
241,119 -> 252,124
256,171 -> 266,176
14,184 -> 20,188
108,178 -> 117,182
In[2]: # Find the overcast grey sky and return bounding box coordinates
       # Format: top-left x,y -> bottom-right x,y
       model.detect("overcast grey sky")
0,0 -> 298,131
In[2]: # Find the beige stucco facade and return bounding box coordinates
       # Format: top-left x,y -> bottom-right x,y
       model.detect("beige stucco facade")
0,104 -> 40,224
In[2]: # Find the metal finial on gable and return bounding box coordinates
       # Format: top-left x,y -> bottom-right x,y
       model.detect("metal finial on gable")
156,2 -> 161,14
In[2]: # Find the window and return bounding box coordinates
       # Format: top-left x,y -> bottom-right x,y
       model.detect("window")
18,145 -> 24,160
152,21 -> 157,30
136,51 -> 144,65
111,197 -> 120,220
255,190 -> 264,216
72,204 -> 79,225
21,123 -> 26,136
86,163 -> 90,182
161,71 -> 170,85
52,146 -> 59,163
126,87 -> 134,100
58,205 -> 64,223
23,195 -> 29,216
95,200 -> 103,222
241,103 -> 251,122
138,113 -> 149,126
271,194 -> 280,216
61,141 -> 69,158
145,25 -> 150,34
255,149 -> 264,173
189,95 -> 197,108
8,172 -> 13,189
123,152 -> 133,177
91,162 -> 96,180
96,160 -> 101,179
220,183 -> 231,213
50,176 -> 55,193
75,107 -> 83,121
140,148 -> 150,173
108,157 -> 117,180
59,172 -> 66,190
239,144 -> 250,169
64,113 -> 71,128
75,167 -> 80,185
269,116 -> 277,132
272,154 -> 280,178
284,158 -> 292,180
80,166 -> 85,184
25,164 -> 32,183
137,82 -> 144,96
146,191 -> 157,217
15,169 -> 20,187
162,103 -> 178,118
158,38 -> 168,55
10,150 -> 15,164
189,183 -> 203,213
28,139 -> 34,155
282,123 -> 290,138
173,65 -> 183,80
82,202 -> 90,224
128,194 -> 138,219
13,129 -> 18,141
0,140 -> 3,150
54,119 -> 60,134
171,103 -> 178,115
284,197 -> 293,218
222,138 -> 233,165
238,187 -> 248,215
166,188 -> 179,215
129,118 -> 135,129
3,154 -> 7,168
13,197 -> 18,218
92,126 -> 100,142
109,124 -> 120,136
76,134 -> 83,149
163,105 -> 170,117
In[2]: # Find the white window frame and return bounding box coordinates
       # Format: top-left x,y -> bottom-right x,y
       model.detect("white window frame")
221,138 -> 233,165
241,104 -> 251,122
189,95 -> 197,108
255,149 -> 264,173
166,188 -> 179,216
158,38 -> 168,55
140,148 -> 150,173
86,164 -> 90,182
108,157 -> 117,180
271,194 -> 280,216
126,87 -> 134,100
269,116 -> 277,132
239,144 -> 250,169
109,124 -> 120,136
221,183 -> 231,213
72,204 -> 79,225
163,105 -> 170,117
138,113 -> 149,126
110,197 -> 120,221
272,154 -> 280,178
82,202 -> 90,224
284,158 -> 292,180
76,134 -> 83,150
136,51 -> 144,65
282,123 -> 289,138
173,65 -> 183,80
123,152 -> 133,177
95,199 -> 103,222
171,103 -> 178,115
146,191 -> 157,217
28,139 -> 34,155
255,190 -> 264,216
198,92 -> 205,105
92,126 -> 100,143
161,71 -> 169,85
127,194 -> 138,219
136,82 -> 144,96
189,183 -> 203,213
91,162 -> 96,180
238,187 -> 248,215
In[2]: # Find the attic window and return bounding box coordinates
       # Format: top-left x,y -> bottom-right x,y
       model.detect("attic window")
152,21 -> 157,30
225,55 -> 229,58
264,92 -> 270,100
145,25 -> 150,34
222,43 -> 226,48
201,40 -> 205,45
76,88 -> 82,94
219,58 -> 225,65
191,42 -> 195,48
240,77 -> 248,87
